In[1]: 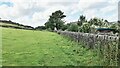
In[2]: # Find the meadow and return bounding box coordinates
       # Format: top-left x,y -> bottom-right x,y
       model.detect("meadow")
0,22 -> 24,28
2,28 -> 103,66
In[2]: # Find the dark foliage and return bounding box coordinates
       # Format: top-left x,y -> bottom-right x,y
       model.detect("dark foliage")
0,20 -> 34,30
35,26 -> 46,30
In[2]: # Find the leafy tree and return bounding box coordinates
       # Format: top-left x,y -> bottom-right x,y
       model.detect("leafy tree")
61,23 -> 73,31
45,10 -> 66,31
88,17 -> 103,27
35,26 -> 46,30
104,20 -> 108,23
68,23 -> 78,32
77,15 -> 87,26
110,23 -> 118,29
88,19 -> 94,26
61,24 -> 68,31
79,23 -> 91,33
45,21 -> 54,30
118,21 -> 120,33
102,20 -> 108,27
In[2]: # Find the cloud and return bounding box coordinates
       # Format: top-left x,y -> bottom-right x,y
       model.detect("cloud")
78,0 -> 118,21
83,9 -> 98,20
0,0 -> 118,27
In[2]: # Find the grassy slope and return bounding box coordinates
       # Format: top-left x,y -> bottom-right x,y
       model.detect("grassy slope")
0,27 -> 1,66
2,28 -> 103,66
0,22 -> 24,28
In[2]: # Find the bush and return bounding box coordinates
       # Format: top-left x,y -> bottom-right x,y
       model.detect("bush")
35,26 -> 46,30
79,23 -> 91,33
68,24 -> 78,32
61,25 -> 68,31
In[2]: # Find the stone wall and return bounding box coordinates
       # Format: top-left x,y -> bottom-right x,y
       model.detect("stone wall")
57,31 -> 119,66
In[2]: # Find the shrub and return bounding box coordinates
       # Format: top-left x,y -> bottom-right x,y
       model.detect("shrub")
68,24 -> 78,32
35,26 -> 46,30
79,23 -> 91,33
61,24 -> 68,31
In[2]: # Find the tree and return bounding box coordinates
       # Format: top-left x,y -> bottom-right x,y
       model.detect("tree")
61,24 -> 68,31
102,19 -> 108,27
88,19 -> 94,26
35,26 -> 46,30
77,15 -> 87,26
88,17 -> 103,27
110,23 -> 118,29
104,20 -> 108,23
45,21 -> 54,30
118,21 -> 120,33
68,23 -> 78,32
45,10 -> 66,31
79,23 -> 91,33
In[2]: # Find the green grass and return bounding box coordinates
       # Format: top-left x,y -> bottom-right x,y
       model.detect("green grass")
0,22 -> 24,28
0,27 -> 2,66
2,28 -> 103,66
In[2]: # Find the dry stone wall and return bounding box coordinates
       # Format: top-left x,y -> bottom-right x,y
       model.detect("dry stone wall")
57,31 -> 119,66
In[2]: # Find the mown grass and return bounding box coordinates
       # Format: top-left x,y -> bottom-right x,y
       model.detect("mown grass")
2,28 -> 103,66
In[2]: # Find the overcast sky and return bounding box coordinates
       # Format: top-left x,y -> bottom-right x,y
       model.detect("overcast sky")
0,0 -> 119,27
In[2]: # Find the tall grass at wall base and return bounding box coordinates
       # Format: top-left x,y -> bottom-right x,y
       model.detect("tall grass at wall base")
80,40 -> 118,66
57,31 -> 119,66
60,35 -> 105,66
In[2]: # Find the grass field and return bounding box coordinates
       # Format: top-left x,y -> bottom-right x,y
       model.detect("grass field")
2,28 -> 103,66
0,22 -> 24,28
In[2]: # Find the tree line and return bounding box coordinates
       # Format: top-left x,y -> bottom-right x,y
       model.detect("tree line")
36,10 -> 119,33
0,20 -> 34,30
1,10 -> 119,33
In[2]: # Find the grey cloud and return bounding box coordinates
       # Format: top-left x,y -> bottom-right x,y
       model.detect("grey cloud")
48,2 -> 78,6
118,1 -> 120,21
87,2 -> 109,9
